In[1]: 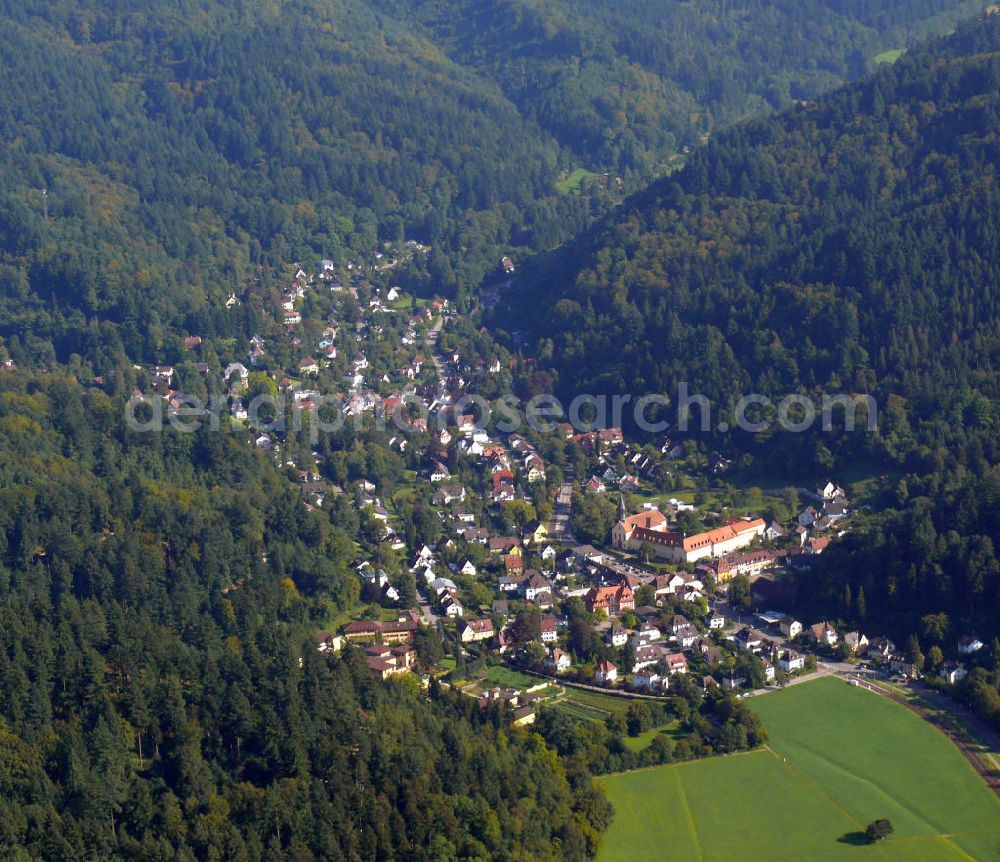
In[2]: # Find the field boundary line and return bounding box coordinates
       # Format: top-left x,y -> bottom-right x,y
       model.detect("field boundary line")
762,744 -> 868,832
600,747 -> 765,777
672,767 -> 705,862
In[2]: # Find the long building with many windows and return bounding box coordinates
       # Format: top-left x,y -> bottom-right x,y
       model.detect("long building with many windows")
613,512 -> 767,564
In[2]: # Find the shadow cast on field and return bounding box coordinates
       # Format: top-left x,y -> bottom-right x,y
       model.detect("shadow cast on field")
837,832 -> 873,847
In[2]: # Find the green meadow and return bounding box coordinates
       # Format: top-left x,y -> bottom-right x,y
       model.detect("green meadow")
555,167 -> 598,194
598,677 -> 1000,861
875,47 -> 906,63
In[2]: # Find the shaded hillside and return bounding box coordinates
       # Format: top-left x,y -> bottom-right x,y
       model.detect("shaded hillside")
0,1 -> 985,368
506,13 -> 1000,470
0,0 -> 598,355
371,0 -> 985,175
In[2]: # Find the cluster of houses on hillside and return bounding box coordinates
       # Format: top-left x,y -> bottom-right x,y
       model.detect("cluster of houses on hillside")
125,247 -> 517,455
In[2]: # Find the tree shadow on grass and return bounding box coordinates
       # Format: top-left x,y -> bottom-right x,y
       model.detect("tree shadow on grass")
837,832 -> 873,846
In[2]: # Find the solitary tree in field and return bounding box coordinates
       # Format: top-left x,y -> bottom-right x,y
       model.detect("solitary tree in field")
865,819 -> 894,842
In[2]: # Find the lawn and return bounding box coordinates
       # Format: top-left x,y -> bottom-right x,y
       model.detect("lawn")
555,167 -> 598,194
481,664 -> 544,690
598,677 -> 1000,861
622,722 -> 683,753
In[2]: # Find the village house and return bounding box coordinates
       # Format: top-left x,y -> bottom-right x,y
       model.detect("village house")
525,455 -> 546,484
779,619 -> 803,639
366,644 -> 417,680
523,571 -> 552,601
429,461 -> 451,482
805,536 -> 831,554
636,621 -> 661,643
608,624 -> 629,648
842,631 -> 869,655
722,549 -> 778,580
958,635 -> 985,655
818,481 -> 846,501
540,615 -> 559,643
889,655 -> 921,677
809,622 -> 839,647
779,650 -> 806,673
441,594 -> 464,618
511,706 -> 536,727
798,506 -> 819,528
459,618 -> 495,643
489,536 -> 521,555
940,662 -> 968,685
498,574 -> 525,593
433,484 -> 466,506
824,497 -> 849,523
735,627 -> 765,654
545,648 -> 572,674
461,527 -> 489,544
505,554 -> 524,575
868,636 -> 896,659
315,632 -> 344,653
594,659 -> 618,684
585,583 -> 635,616
151,364 -> 174,382
764,521 -> 786,542
665,653 -> 688,674
522,520 -> 549,546
632,669 -> 663,692
633,643 -> 667,671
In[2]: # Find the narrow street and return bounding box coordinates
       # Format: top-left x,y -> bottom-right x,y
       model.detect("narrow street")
417,583 -> 442,630
548,477 -> 576,544
425,316 -> 446,374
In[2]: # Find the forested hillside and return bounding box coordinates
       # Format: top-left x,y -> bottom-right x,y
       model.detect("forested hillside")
508,12 -> 1000,473
807,464 -> 1000,647
0,0 -> 982,369
0,370 -> 607,859
4,1 -> 1000,855
372,0 -> 984,175
500,12 -> 1000,713
0,0 -> 598,353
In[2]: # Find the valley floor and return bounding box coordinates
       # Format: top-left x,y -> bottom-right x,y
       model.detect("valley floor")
597,677 -> 1000,861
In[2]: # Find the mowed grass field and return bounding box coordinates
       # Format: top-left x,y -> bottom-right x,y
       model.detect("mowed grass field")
598,677 -> 1000,861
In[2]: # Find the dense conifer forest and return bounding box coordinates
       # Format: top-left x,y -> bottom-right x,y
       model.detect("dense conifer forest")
0,0 -> 979,358
2,1 -> 1000,856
